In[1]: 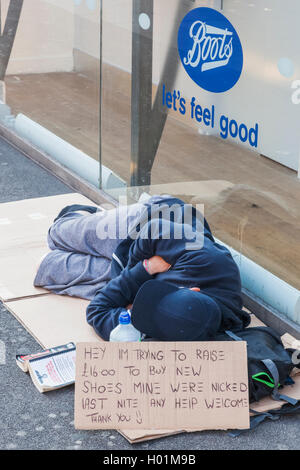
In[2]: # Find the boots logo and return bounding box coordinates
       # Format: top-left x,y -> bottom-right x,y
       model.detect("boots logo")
178,8 -> 243,93
183,22 -> 233,71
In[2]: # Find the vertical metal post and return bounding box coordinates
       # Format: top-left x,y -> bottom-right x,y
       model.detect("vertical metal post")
99,0 -> 103,189
0,0 -> 23,80
130,0 -> 194,190
131,0 -> 154,188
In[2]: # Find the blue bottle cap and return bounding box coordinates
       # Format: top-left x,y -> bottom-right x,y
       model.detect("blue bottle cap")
119,312 -> 131,325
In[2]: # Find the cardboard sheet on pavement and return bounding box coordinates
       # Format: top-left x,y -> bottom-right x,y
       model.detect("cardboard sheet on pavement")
5,294 -> 101,348
0,192 -> 98,301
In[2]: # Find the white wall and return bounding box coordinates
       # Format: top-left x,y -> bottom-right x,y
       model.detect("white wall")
102,0 -> 132,70
219,0 -> 300,171
101,0 -> 300,172
5,0 -> 75,74
73,0 -> 100,59
5,0 -> 101,74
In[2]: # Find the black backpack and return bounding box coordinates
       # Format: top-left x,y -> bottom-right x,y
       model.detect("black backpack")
214,326 -> 300,435
214,326 -> 300,404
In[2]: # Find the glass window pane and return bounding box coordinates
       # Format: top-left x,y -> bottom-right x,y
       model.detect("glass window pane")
101,0 -> 300,304
1,0 -> 100,185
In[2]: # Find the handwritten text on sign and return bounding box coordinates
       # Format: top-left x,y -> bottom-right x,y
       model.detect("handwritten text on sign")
74,342 -> 249,430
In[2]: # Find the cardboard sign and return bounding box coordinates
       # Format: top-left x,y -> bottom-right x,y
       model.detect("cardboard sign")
74,341 -> 249,431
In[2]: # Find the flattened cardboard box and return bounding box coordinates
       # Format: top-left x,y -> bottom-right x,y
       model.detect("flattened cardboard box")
6,295 -> 101,349
0,192 -> 93,248
75,341 -> 250,431
0,192 -> 98,301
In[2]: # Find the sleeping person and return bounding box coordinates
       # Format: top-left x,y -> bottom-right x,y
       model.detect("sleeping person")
34,194 -> 250,341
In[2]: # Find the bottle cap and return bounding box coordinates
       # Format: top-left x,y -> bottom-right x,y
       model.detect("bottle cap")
119,312 -> 131,325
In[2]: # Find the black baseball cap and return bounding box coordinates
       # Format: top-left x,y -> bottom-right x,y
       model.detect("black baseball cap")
131,280 -> 222,341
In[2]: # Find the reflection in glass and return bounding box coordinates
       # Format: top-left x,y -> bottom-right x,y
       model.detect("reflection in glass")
101,0 -> 300,297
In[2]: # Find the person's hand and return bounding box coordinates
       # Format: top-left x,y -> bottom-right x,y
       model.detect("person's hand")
145,256 -> 171,275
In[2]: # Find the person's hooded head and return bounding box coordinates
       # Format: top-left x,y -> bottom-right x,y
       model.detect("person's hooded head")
131,280 -> 222,341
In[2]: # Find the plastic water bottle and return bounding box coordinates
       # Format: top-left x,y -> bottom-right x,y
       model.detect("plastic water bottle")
109,311 -> 141,342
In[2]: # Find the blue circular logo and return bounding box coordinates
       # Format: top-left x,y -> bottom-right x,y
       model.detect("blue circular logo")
178,8 -> 243,93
